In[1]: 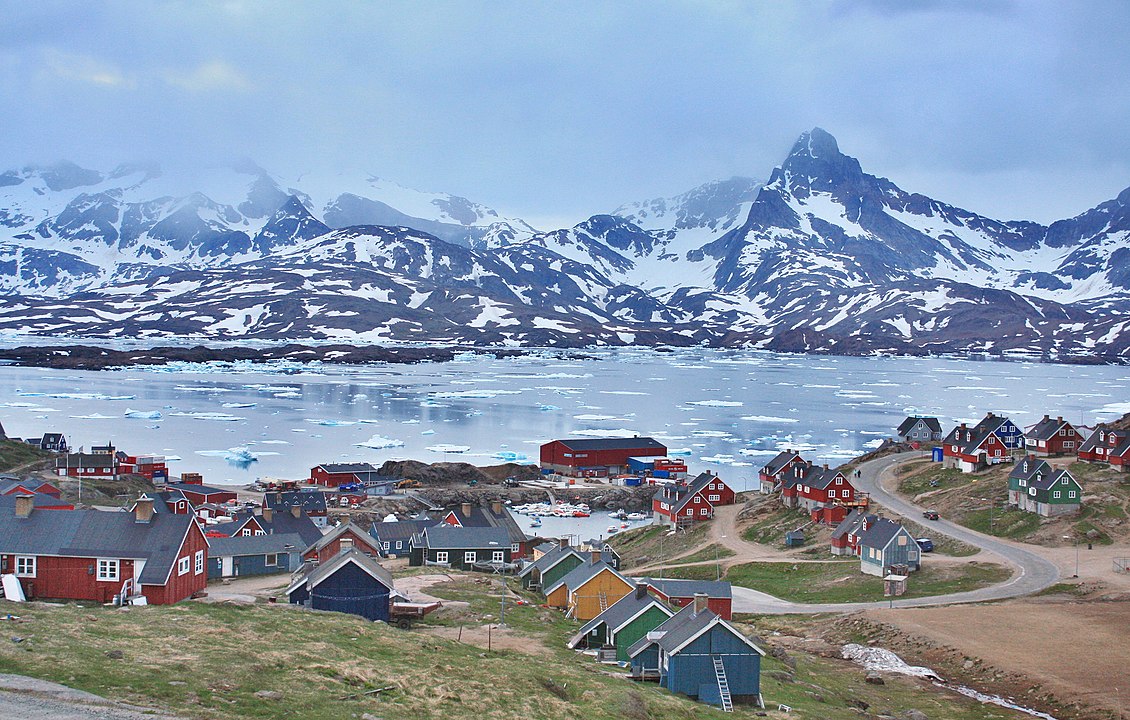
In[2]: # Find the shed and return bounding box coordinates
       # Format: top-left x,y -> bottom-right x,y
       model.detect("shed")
286,548 -> 398,622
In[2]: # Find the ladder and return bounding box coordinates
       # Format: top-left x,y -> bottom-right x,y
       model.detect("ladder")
598,591 -> 609,613
713,656 -> 733,712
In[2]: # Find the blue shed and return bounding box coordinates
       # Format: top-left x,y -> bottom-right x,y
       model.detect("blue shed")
206,532 -> 305,579
285,548 -> 398,622
629,599 -> 765,710
628,456 -> 656,473
932,447 -> 944,462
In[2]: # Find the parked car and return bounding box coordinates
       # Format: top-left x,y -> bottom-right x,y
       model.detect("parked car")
916,538 -> 934,552
922,510 -> 940,520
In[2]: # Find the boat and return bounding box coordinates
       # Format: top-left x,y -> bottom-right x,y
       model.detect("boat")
610,509 -> 627,520
529,518 -> 541,527
626,512 -> 647,521
606,526 -> 619,534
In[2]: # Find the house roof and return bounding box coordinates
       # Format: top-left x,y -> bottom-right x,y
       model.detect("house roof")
307,521 -> 382,555
1026,416 -> 1071,442
286,547 -> 397,597
897,416 -> 942,435
517,544 -> 583,578
830,508 -> 865,540
636,577 -> 732,600
0,498 -> 198,585
370,518 -> 434,545
761,450 -> 802,476
944,413 -> 1015,455
208,532 -> 306,558
424,525 -> 511,550
165,482 -> 234,497
316,462 -> 378,474
219,509 -> 324,547
1009,456 -> 1052,484
263,490 -> 327,512
55,453 -> 115,468
566,586 -> 672,649
1030,469 -> 1080,492
857,517 -> 911,550
440,502 -> 526,544
544,559 -> 631,597
550,437 -> 666,452
805,466 -> 846,491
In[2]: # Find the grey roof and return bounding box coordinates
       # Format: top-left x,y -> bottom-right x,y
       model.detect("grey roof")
1026,416 -> 1071,442
286,547 -> 395,597
263,490 -> 327,513
805,466 -> 846,491
551,437 -> 666,452
1078,425 -> 1130,457
545,558 -> 629,597
308,522 -> 382,555
370,518 -> 433,545
1010,456 -> 1052,483
440,502 -> 527,545
761,450 -> 802,476
635,577 -> 732,600
55,453 -> 114,468
0,491 -> 68,509
165,482 -> 234,496
627,602 -> 709,658
857,517 -> 910,550
568,587 -> 671,648
207,532 -> 306,558
517,544 -> 583,578
897,416 -> 942,436
317,462 -> 378,474
779,461 -> 819,490
221,510 -> 324,547
1030,469 -> 1079,492
831,509 -> 873,541
424,525 -> 510,550
0,498 -> 197,585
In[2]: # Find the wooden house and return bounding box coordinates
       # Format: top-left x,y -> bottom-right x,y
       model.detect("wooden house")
213,506 -> 323,548
628,597 -> 765,709
566,583 -> 674,661
1077,425 -> 1130,472
638,577 -> 733,620
1024,415 -> 1082,457
207,532 -> 305,578
794,465 -> 858,515
1009,457 -> 1082,516
857,518 -> 920,577
579,538 -> 622,570
286,547 -> 399,622
0,495 -> 208,605
829,509 -> 875,556
54,452 -> 117,480
758,450 -> 805,494
164,481 -> 238,507
942,413 -> 1021,473
0,478 -> 62,499
39,433 -> 69,453
544,557 -> 634,621
369,517 -> 433,558
409,525 -> 512,570
896,416 -> 943,443
651,473 -> 734,527
540,437 -> 667,478
518,539 -> 585,591
435,500 -> 531,558
302,521 -> 382,564
263,490 -> 329,527
309,462 -> 379,488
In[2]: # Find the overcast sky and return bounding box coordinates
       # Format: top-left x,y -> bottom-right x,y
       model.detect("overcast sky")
2,1 -> 1128,228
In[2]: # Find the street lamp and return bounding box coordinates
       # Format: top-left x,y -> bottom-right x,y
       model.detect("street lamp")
1063,535 -> 1079,578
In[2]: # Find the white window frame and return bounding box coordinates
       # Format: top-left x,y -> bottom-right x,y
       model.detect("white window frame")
1068,491 -> 1077,499
194,550 -> 204,575
382,542 -> 390,551
511,543 -> 520,552
464,551 -> 476,564
15,556 -> 35,578
435,551 -> 448,564
178,556 -> 190,576
492,550 -> 505,563
241,529 -> 252,537
265,553 -> 278,566
700,508 -> 709,516
1053,490 -> 1061,499
708,494 -> 720,502
97,558 -> 120,582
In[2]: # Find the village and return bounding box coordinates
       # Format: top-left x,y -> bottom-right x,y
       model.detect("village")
0,408 -> 1129,720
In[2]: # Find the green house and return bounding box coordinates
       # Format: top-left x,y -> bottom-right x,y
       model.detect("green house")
517,542 -> 586,592
1009,456 -> 1082,517
566,583 -> 674,662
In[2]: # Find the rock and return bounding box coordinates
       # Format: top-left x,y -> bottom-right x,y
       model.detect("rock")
767,671 -> 795,683
1086,529 -> 1102,539
865,672 -> 885,685
848,698 -> 870,711
254,690 -> 284,701
361,714 -> 383,720
168,681 -> 186,686
105,649 -> 124,659
903,711 -> 928,720
962,659 -> 974,669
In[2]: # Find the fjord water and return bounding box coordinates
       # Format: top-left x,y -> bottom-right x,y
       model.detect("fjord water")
0,348 -> 1126,489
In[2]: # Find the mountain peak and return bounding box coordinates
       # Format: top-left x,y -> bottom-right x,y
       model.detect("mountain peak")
791,127 -> 841,161
777,127 -> 863,192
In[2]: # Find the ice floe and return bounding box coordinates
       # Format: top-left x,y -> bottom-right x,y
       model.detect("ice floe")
124,409 -> 163,420
356,435 -> 405,449
169,411 -> 245,421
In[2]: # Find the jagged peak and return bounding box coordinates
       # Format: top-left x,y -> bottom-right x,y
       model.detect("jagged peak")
791,127 -> 841,160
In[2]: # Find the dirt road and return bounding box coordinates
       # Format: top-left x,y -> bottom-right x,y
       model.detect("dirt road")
0,674 -> 183,720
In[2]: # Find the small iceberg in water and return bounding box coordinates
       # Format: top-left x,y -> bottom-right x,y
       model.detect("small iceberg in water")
124,409 -> 163,420
356,435 -> 405,450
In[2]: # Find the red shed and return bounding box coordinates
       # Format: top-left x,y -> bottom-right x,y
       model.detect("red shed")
540,437 -> 666,477
641,578 -> 733,620
301,521 -> 382,564
310,462 -> 378,488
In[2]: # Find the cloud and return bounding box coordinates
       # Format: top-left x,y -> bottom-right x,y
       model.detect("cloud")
41,49 -> 134,88
161,60 -> 251,92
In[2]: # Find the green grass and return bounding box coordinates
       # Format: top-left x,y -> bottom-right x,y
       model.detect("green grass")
671,543 -> 736,565
896,463 -> 968,496
740,507 -> 813,546
963,506 -> 1042,539
659,560 -> 1011,604
0,439 -> 52,473
609,522 -> 710,569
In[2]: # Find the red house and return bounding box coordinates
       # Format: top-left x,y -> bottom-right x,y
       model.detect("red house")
759,450 -> 805,494
651,472 -> 734,527
0,478 -> 62,499
54,452 -> 118,480
541,437 -> 666,478
301,521 -> 382,564
117,453 -> 168,480
310,462 -> 378,488
1078,426 -> 1130,472
163,482 -> 238,507
830,509 -> 875,556
640,577 -> 733,620
1024,415 -> 1081,457
0,495 -> 208,605
795,465 -> 858,514
943,414 -> 1020,473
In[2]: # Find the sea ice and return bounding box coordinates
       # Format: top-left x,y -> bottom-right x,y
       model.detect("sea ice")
169,412 -> 244,421
70,413 -> 116,420
426,444 -> 471,453
686,400 -> 744,407
356,435 -> 405,449
124,409 -> 163,420
222,402 -> 257,408
740,415 -> 799,423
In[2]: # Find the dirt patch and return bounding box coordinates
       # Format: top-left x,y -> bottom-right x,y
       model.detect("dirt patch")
417,624 -> 552,655
853,599 -> 1130,719
394,573 -> 469,607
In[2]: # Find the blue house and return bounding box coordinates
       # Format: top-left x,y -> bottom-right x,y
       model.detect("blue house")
285,548 -> 399,622
628,596 -> 765,710
207,532 -> 305,579
369,517 -> 433,557
857,517 -> 920,577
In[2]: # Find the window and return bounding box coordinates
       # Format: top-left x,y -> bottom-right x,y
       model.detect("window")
241,529 -> 252,537
382,542 -> 390,550
693,496 -> 700,503
255,530 -> 264,536
492,550 -> 504,563
435,551 -> 448,564
15,556 -> 35,578
897,535 -> 907,546
98,559 -> 120,582
700,508 -> 709,516
340,538 -> 353,549
709,494 -> 720,502
511,543 -> 520,552
265,554 -> 278,566
1069,491 -> 1077,499
1053,491 -> 1061,499
178,556 -> 190,576
194,550 -> 204,575
464,551 -> 476,564
1061,477 -> 1069,484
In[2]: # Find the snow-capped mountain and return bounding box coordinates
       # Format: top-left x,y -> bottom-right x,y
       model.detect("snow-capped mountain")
0,130 -> 1127,359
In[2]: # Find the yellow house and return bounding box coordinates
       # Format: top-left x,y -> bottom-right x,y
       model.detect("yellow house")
544,557 -> 633,621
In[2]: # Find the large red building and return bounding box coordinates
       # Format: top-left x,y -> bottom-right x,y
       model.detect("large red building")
310,462 -> 378,487
540,437 -> 666,477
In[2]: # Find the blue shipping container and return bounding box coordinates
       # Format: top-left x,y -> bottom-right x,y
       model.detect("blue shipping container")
625,477 -> 642,486
653,470 -> 670,479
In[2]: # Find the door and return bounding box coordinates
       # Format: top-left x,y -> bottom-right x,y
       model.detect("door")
222,557 -> 233,577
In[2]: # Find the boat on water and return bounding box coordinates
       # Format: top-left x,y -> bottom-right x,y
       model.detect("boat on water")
626,512 -> 647,521
606,526 -> 619,534
610,509 -> 627,520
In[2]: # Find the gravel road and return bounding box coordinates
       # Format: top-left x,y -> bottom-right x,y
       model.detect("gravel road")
0,674 -> 183,719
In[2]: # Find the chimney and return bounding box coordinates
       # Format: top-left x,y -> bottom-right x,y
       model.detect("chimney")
635,582 -> 649,600
823,464 -> 829,471
1057,416 -> 1063,423
291,504 -> 302,519
262,506 -> 273,523
134,497 -> 155,524
692,592 -> 709,616
1043,414 -> 1050,421
558,537 -> 569,549
491,499 -> 502,515
461,502 -> 472,517
591,550 -> 602,564
14,494 -> 33,518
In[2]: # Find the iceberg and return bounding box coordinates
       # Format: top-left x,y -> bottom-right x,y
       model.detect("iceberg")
70,413 -> 116,420
124,409 -> 163,420
356,435 -> 405,450
170,412 -> 244,422
426,444 -> 471,453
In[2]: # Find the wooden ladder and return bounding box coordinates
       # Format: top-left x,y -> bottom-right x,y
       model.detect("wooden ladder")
598,591 -> 609,613
713,656 -> 733,713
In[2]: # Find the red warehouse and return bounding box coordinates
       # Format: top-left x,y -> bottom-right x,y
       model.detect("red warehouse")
540,437 -> 666,477
310,462 -> 378,488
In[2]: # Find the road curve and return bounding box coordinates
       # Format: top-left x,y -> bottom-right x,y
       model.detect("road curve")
730,452 -> 1060,614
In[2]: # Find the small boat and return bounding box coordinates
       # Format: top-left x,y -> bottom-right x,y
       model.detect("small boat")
606,526 -> 619,534
572,511 -> 589,517
529,518 -> 541,527
626,512 -> 647,521
620,523 -> 629,529
610,509 -> 627,520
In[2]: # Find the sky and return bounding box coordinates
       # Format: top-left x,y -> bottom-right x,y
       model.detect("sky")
1,1 -> 1129,229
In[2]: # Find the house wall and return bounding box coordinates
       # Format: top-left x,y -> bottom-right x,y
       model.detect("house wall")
144,522 -> 209,605
539,555 -> 583,592
208,551 -> 295,579
570,571 -> 632,620
666,626 -> 761,700
666,596 -> 733,621
545,583 -> 569,608
613,606 -> 670,662
12,555 -> 137,603
307,562 -> 391,622
631,644 -> 661,677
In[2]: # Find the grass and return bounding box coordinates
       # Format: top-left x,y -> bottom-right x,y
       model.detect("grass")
963,506 -> 1042,539
896,463 -> 968,497
739,506 -> 814,547
0,439 -> 52,473
671,543 -> 736,565
609,522 -> 710,569
659,560 -> 1011,604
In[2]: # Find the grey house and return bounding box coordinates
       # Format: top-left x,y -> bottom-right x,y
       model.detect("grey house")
857,517 -> 920,577
896,416 -> 943,443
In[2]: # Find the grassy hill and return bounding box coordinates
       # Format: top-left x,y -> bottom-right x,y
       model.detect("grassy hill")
0,439 -> 52,473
